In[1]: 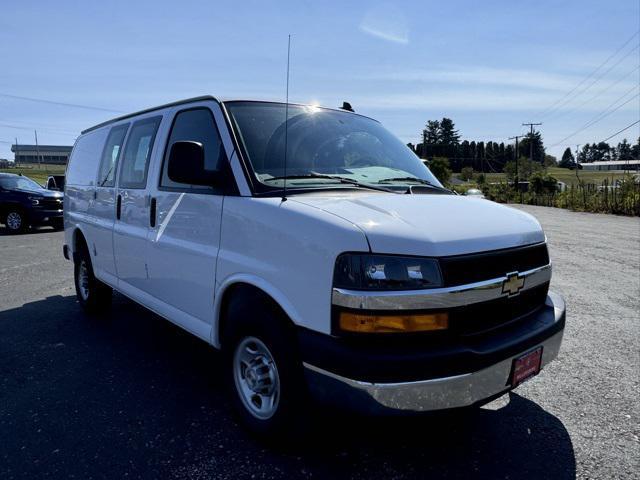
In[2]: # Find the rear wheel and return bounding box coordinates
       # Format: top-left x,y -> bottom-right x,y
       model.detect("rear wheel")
74,244 -> 112,314
4,210 -> 26,233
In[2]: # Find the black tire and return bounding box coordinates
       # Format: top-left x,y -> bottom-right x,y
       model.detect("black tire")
223,293 -> 309,442
3,209 -> 26,234
73,243 -> 112,314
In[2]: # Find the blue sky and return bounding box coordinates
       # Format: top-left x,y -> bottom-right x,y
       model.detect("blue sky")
1,0 -> 638,161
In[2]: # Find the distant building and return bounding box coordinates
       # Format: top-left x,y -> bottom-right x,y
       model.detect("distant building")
580,159 -> 640,172
11,144 -> 73,165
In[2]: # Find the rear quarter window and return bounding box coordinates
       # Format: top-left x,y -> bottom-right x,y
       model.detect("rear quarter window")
66,129 -> 109,187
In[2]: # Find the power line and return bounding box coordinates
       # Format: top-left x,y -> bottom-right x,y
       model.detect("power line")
536,30 -> 640,118
0,122 -> 77,136
544,64 -> 640,123
550,89 -> 640,146
0,93 -> 123,113
541,43 -> 639,119
599,120 -> 640,143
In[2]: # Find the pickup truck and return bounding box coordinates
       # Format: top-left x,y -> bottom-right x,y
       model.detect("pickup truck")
63,96 -> 565,438
0,172 -> 64,233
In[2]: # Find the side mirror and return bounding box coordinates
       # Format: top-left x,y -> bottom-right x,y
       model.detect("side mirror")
167,141 -> 218,186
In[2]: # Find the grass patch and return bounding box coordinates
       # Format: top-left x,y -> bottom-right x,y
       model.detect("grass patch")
482,167 -> 630,187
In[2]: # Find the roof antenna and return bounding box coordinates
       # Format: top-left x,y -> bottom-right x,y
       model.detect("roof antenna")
341,101 -> 354,112
282,34 -> 292,202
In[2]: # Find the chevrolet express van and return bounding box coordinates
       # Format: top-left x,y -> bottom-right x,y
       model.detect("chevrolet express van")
64,96 -> 565,437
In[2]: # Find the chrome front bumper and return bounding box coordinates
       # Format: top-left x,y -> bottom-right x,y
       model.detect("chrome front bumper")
304,292 -> 565,414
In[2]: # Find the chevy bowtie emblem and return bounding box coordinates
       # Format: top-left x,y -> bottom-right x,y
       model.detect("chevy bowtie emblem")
502,272 -> 525,296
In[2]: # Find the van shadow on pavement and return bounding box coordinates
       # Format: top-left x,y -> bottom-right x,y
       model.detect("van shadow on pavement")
0,294 -> 576,479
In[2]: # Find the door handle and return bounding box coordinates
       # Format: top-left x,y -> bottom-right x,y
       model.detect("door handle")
150,197 -> 157,228
116,194 -> 122,220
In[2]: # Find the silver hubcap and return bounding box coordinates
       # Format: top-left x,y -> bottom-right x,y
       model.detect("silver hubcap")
233,337 -> 280,420
78,261 -> 90,301
6,212 -> 22,230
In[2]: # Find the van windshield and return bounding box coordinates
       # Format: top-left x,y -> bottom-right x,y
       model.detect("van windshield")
225,101 -> 443,191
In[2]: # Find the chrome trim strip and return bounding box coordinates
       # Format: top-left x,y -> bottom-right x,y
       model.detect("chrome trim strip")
332,264 -> 551,310
303,323 -> 564,413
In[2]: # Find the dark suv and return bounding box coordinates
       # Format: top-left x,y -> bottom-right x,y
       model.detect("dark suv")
0,173 -> 64,233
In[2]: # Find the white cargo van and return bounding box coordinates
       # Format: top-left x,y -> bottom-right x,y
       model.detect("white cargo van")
64,96 -> 565,437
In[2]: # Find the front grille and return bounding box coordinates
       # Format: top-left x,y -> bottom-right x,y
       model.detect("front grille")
449,282 -> 549,337
439,243 -> 549,287
39,198 -> 63,210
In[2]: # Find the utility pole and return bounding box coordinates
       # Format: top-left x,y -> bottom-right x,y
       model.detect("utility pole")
522,122 -> 542,164
15,137 -> 19,165
34,130 -> 41,168
575,144 -> 581,183
509,135 -> 522,194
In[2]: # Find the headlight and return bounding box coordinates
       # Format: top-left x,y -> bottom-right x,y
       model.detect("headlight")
333,253 -> 442,290
28,196 -> 42,206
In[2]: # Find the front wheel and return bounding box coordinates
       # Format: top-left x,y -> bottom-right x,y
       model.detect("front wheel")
74,246 -> 112,314
224,297 -> 309,441
4,210 -> 26,233
233,336 -> 282,421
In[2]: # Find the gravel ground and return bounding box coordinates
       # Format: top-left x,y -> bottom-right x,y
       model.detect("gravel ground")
0,205 -> 638,479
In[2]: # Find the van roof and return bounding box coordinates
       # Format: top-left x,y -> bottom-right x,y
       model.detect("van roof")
81,96 -> 369,135
81,95 -> 217,134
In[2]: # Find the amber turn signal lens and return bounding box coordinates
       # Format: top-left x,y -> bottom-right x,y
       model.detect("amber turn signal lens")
338,311 -> 448,333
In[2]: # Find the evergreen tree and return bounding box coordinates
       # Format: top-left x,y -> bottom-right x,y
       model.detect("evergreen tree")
439,118 -> 460,145
632,137 -> 640,159
518,131 -> 545,163
505,144 -> 515,163
559,147 -> 575,168
617,139 -> 632,160
421,120 -> 441,158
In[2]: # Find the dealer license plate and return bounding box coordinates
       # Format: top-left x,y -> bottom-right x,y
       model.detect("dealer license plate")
511,347 -> 543,386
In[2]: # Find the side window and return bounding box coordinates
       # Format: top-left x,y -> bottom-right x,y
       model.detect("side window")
97,123 -> 129,187
160,108 -> 226,191
119,116 -> 162,189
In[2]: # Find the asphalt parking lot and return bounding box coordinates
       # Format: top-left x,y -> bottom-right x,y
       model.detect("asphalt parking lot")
0,205 -> 638,479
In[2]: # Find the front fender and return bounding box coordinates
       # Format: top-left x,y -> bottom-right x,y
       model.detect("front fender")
212,273 -> 303,348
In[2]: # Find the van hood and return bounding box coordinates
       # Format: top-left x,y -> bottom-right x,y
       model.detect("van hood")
291,193 -> 544,257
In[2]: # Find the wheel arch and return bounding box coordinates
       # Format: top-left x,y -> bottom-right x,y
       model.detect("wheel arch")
0,202 -> 26,218
213,275 -> 300,349
70,225 -> 90,262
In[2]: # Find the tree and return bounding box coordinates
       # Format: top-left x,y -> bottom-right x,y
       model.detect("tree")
544,155 -> 557,167
439,118 -> 460,145
578,144 -> 593,163
559,147 -> 575,168
530,173 -> 559,195
518,131 -> 545,163
505,144 -> 515,162
427,157 -> 451,185
504,157 -> 544,182
617,139 -> 632,160
406,142 -> 416,152
459,166 -> 474,181
632,137 -> 640,159
420,120 -> 441,158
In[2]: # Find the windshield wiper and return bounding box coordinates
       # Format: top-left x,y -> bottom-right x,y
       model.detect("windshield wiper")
265,174 -> 396,193
377,177 -> 452,193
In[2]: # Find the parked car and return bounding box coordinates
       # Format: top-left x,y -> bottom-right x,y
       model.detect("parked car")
0,173 -> 64,233
464,188 -> 485,198
63,96 -> 565,438
45,175 -> 65,191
